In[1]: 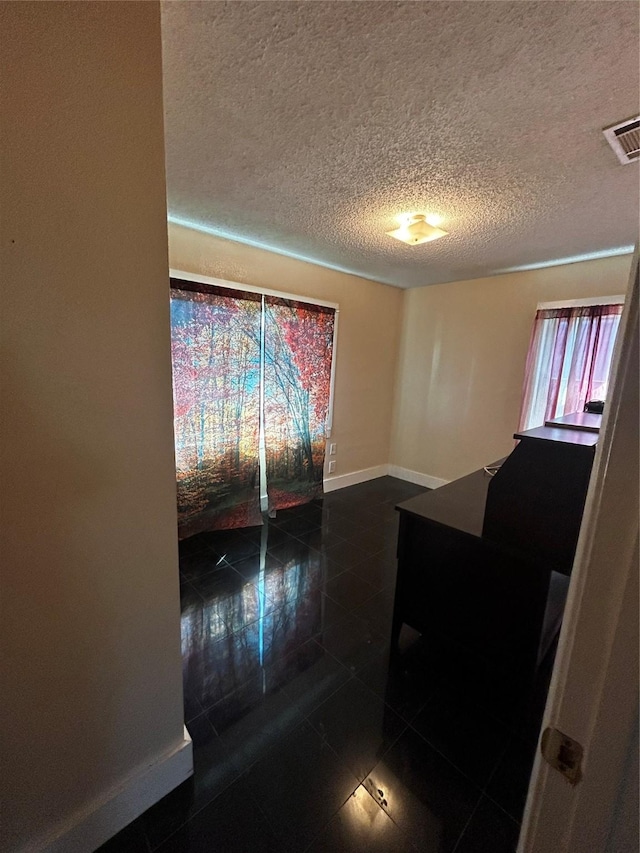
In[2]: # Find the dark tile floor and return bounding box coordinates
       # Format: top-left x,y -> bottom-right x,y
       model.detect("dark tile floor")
100,476 -> 549,853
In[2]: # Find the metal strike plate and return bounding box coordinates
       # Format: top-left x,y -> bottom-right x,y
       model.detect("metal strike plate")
541,726 -> 583,785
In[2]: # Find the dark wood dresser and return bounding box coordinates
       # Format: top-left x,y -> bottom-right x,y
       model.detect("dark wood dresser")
393,420 -> 598,689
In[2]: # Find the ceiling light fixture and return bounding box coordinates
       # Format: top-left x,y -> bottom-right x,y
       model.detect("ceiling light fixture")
386,214 -> 448,246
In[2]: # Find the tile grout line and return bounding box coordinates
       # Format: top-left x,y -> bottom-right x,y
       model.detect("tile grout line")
450,792 -> 485,853
403,711 -> 491,798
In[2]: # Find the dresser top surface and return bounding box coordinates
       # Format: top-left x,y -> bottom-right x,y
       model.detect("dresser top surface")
545,412 -> 602,433
514,424 -> 598,447
396,464 -> 499,537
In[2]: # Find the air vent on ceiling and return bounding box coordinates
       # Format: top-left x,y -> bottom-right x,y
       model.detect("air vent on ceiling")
603,117 -> 640,164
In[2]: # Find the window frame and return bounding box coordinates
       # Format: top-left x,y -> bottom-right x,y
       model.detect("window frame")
536,294 -> 625,310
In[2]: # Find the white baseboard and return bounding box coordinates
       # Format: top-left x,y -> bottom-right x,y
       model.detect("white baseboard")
387,465 -> 449,490
34,728 -> 193,853
323,464 -> 389,492
324,463 -> 448,492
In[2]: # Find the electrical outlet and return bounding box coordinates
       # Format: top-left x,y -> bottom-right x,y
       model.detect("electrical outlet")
329,443 -> 337,456
328,460 -> 336,473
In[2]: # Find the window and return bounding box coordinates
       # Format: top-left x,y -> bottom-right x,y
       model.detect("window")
519,297 -> 624,431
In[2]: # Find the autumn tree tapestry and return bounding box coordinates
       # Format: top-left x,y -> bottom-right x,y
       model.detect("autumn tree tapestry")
170,281 -> 336,538
264,296 -> 335,512
170,283 -> 262,537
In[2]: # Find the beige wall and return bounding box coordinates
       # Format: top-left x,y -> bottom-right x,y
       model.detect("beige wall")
0,4 -> 185,850
169,222 -> 404,479
391,254 -> 633,483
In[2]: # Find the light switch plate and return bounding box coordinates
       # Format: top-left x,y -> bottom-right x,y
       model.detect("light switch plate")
329,443 -> 337,455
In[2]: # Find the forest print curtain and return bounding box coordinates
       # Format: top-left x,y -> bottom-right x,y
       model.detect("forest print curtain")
170,282 -> 262,537
170,280 -> 336,538
264,297 -> 335,512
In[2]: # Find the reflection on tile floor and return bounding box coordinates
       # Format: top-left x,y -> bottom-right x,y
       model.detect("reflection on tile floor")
99,477 -> 550,853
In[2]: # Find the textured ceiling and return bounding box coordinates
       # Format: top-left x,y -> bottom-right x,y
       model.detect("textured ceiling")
161,1 -> 639,288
